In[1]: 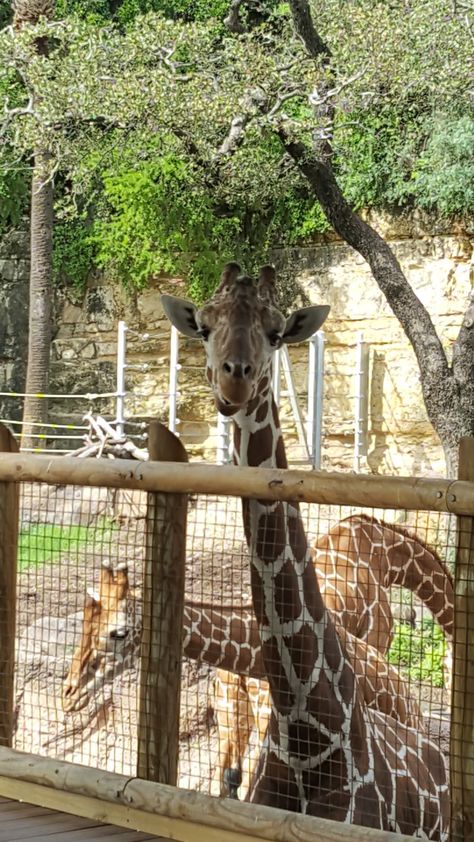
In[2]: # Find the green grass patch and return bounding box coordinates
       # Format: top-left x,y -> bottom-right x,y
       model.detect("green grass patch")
388,617 -> 447,688
18,519 -> 116,569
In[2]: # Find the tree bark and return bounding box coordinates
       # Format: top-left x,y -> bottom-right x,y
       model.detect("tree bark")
21,152 -> 53,450
280,138 -> 474,475
13,3 -> 55,451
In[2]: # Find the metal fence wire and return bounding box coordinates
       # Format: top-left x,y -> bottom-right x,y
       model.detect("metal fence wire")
13,480 -> 455,823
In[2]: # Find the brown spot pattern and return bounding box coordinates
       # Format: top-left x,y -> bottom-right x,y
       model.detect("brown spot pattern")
324,621 -> 343,672
248,424 -> 273,465
256,504 -> 287,563
283,623 -> 318,682
261,638 -> 295,713
288,513 -> 307,563
348,705 -> 369,776
275,435 -> 288,468
307,669 -> 345,731
274,558 -> 302,624
255,401 -> 269,423
288,720 -> 331,759
353,782 -> 388,828
302,561 -> 325,623
338,662 -> 355,706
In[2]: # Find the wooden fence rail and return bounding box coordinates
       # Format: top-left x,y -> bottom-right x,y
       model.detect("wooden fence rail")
0,748 -> 414,842
1,451 -> 474,514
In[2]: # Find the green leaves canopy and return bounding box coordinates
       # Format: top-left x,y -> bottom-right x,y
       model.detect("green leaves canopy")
0,0 -> 472,296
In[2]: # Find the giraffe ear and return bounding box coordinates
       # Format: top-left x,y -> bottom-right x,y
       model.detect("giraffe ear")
161,295 -> 200,339
282,305 -> 330,344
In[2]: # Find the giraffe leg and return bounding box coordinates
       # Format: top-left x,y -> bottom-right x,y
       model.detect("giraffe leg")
240,680 -> 271,801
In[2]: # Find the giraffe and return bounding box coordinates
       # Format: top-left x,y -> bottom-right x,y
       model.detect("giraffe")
62,562 -> 262,715
314,513 -> 454,655
214,513 -> 453,799
162,263 -> 449,837
64,561 -> 423,796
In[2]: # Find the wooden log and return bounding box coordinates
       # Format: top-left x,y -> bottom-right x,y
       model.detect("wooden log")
451,437 -> 474,841
0,452 -> 474,514
0,425 -> 19,746
137,422 -> 188,784
0,748 -> 415,842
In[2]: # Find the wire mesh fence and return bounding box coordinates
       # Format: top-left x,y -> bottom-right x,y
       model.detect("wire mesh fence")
13,477 -> 455,825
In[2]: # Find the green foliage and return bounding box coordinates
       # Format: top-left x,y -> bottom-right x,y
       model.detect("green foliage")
388,617 -> 447,688
91,152 -> 242,301
411,116 -> 474,216
18,519 -> 116,569
334,108 -> 423,210
55,0 -> 228,25
1,0 -> 472,301
53,219 -> 95,290
0,156 -> 29,235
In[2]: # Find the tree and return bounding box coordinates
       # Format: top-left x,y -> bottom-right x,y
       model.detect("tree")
10,0 -> 55,449
276,0 -> 474,478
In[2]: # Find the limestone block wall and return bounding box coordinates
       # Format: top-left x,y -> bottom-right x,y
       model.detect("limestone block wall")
277,212 -> 473,476
2,212 -> 472,475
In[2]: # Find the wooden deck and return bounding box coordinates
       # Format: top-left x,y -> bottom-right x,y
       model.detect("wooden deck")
0,796 -> 165,841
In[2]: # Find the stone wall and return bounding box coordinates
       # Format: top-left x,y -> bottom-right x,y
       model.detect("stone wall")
2,212 -> 473,475
0,230 -> 29,424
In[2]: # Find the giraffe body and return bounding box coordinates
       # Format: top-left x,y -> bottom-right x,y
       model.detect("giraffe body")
162,263 -> 449,837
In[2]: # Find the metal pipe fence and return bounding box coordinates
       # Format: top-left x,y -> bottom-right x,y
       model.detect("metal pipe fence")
2,322 -> 370,466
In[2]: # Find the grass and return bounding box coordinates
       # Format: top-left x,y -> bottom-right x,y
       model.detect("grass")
388,617 -> 447,688
18,519 -> 116,569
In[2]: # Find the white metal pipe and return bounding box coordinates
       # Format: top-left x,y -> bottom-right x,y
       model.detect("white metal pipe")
272,349 -> 281,405
280,347 -> 311,462
307,331 -> 325,470
116,320 -> 127,438
168,326 -> 180,434
216,413 -> 231,464
353,331 -> 369,472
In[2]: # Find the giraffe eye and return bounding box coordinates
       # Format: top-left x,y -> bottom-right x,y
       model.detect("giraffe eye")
268,331 -> 282,347
197,326 -> 210,341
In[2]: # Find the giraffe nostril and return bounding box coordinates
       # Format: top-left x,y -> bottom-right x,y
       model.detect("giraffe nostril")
243,364 -> 252,377
223,362 -> 232,374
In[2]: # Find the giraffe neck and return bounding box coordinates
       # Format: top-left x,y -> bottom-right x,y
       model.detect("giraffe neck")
353,516 -> 454,640
66,601 -> 264,713
232,386 -> 361,804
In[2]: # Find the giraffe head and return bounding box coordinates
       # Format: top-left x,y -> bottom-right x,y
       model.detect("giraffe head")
62,563 -> 131,714
162,263 -> 329,415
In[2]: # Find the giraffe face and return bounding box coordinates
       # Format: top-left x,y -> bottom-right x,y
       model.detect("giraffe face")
162,264 -> 330,415
62,565 -> 131,714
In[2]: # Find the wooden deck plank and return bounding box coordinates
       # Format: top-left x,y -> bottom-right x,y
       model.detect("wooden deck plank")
0,798 -> 164,841
33,830 -> 162,842
0,801 -> 53,816
1,812 -> 102,839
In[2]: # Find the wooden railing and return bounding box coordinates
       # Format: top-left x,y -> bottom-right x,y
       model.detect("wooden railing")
0,423 -> 473,840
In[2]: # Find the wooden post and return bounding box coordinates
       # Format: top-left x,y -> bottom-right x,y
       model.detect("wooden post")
137,421 -> 188,784
451,437 -> 474,840
0,424 -> 19,746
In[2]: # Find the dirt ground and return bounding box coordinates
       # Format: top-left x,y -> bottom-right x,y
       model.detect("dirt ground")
13,482 -> 451,796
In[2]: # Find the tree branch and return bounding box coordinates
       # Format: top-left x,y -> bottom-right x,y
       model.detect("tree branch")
287,0 -> 331,62
279,134 -> 458,428
453,291 -> 474,392
224,0 -> 245,34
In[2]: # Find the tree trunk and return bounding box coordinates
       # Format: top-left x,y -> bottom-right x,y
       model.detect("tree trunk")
13,1 -> 55,452
279,136 -> 474,477
21,152 -> 53,451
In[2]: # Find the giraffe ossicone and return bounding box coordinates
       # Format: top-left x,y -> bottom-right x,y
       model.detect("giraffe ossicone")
162,263 -> 449,838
